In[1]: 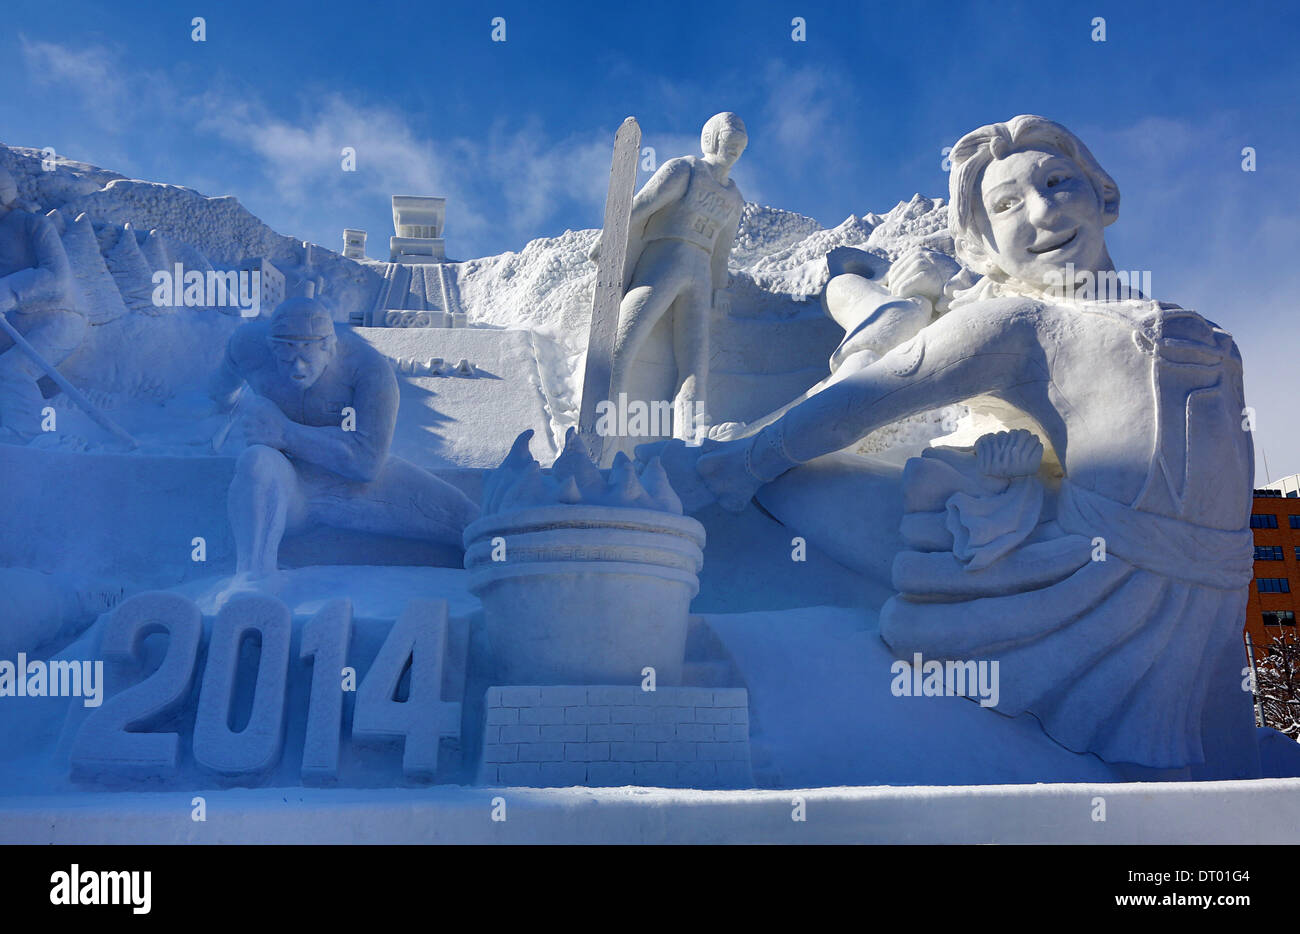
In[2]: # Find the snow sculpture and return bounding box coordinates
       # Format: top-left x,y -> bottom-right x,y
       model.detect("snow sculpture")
822,245 -> 963,376
0,165 -> 86,442
210,296 -> 478,592
192,593 -> 293,776
465,429 -> 704,686
0,567 -> 122,657
69,591 -> 204,779
592,113 -> 747,444
389,196 -> 446,264
342,228 -> 367,260
351,598 -> 455,780
105,222 -> 159,316
707,243 -> 972,449
60,212 -> 128,326
647,115 -> 1254,768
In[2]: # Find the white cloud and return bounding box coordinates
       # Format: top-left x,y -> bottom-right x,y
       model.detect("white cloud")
15,39 -> 646,256
762,62 -> 839,155
19,36 -> 125,118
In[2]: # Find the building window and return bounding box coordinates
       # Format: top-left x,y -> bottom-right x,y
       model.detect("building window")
1251,514 -> 1279,528
1291,516 -> 1300,529
1263,610 -> 1297,626
1256,545 -> 1285,560
1257,578 -> 1292,593
1295,546 -> 1300,562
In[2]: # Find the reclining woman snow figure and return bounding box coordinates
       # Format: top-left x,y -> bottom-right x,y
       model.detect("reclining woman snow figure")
645,115 -> 1255,769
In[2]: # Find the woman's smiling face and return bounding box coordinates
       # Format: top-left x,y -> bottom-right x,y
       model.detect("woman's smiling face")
977,146 -> 1110,290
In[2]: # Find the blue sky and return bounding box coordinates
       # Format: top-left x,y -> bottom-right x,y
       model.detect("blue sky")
3,0 -> 1298,477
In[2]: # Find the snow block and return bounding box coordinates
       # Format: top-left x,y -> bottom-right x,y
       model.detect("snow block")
477,685 -> 753,788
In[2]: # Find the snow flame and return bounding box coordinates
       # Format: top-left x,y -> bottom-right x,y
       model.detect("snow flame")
479,429 -> 683,516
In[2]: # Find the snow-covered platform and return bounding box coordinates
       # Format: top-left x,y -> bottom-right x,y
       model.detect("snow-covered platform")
355,326 -> 563,467
3,779 -> 1298,844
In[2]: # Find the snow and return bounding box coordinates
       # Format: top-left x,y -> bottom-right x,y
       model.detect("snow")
0,139 -> 1288,844
1258,726 -> 1300,778
1,141 -> 964,466
478,428 -> 683,515
452,196 -> 956,443
3,779 -> 1299,844
704,606 -> 1125,787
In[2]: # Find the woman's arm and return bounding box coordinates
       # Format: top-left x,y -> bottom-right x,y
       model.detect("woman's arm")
698,298 -> 1047,509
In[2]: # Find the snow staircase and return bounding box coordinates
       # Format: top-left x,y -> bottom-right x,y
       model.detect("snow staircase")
367,262 -> 465,328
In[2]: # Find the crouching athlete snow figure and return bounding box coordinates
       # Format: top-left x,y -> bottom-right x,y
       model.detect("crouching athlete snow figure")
210,297 -> 478,593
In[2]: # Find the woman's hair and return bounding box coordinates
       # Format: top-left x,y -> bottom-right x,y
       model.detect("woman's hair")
947,115 -> 1119,279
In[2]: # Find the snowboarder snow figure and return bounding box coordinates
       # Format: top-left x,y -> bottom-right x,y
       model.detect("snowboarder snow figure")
0,166 -> 85,443
590,112 -> 747,446
210,297 -> 477,595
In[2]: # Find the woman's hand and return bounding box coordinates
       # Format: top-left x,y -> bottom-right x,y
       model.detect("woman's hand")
697,439 -> 764,512
635,435 -> 761,513
884,248 -> 961,307
975,429 -> 1043,479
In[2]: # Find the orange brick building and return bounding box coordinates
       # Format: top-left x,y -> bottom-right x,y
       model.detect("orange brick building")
1244,480 -> 1300,665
